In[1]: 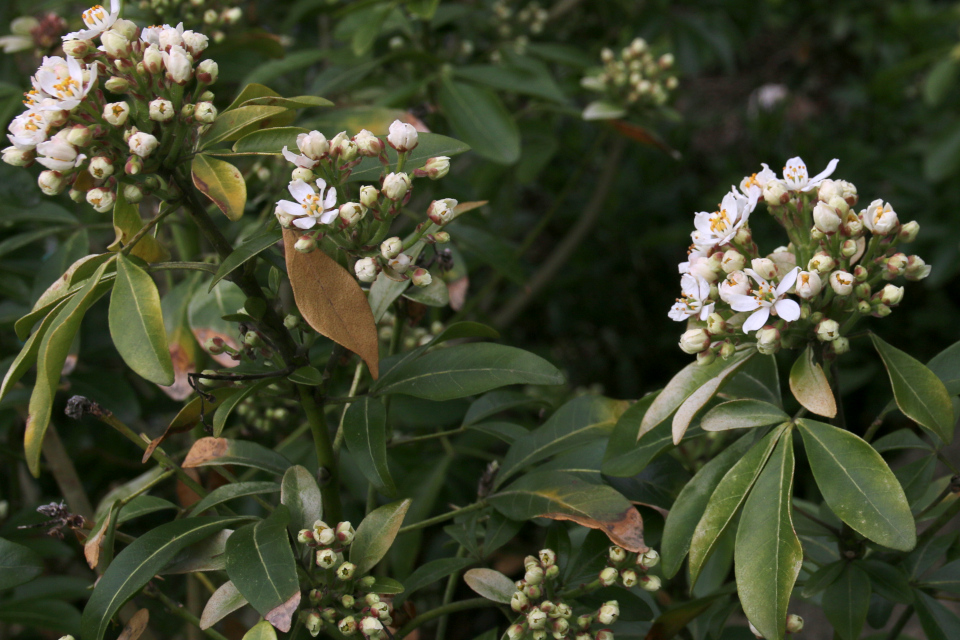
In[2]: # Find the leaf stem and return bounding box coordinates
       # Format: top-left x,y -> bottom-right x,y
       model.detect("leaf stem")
397,500 -> 488,534
121,203 -> 178,256
388,427 -> 466,448
394,598 -> 493,640
299,384 -> 342,523
435,545 -> 468,640
333,361 -> 365,456
148,261 -> 219,274
41,423 -> 94,520
149,589 -> 230,640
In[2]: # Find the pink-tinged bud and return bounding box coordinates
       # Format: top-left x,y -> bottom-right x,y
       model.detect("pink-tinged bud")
104,76 -> 131,93
86,187 -> 116,213
527,608 -> 547,630
510,591 -> 529,613
884,253 -> 908,279
387,119 -> 418,152
904,255 -> 931,281
143,45 -> 163,74
355,258 -> 378,283
66,125 -> 93,147
786,614 -> 804,634
598,567 -> 618,587
305,610 -> 322,637
124,155 -> 143,175
197,59 -> 218,84
63,39 -> 95,58
427,198 -> 458,225
128,132 -> 159,158
354,129 -> 383,157
195,102 -> 217,124
163,45 -> 193,84
339,202 -> 365,227
679,328 -> 710,355
182,31 -> 210,57
149,98 -> 175,122
412,268 -> 434,287
763,179 -> 789,206
295,236 -> 317,254
880,284 -> 904,306
3,146 -> 34,166
637,549 -> 659,569
335,521 -> 355,544
423,156 -> 450,180
297,529 -> 314,544
594,630 -> 614,640
341,594 -> 355,608
89,156 -> 114,180
854,265 -> 868,282
899,221 -> 919,243
382,172 -> 410,200
101,30 -> 131,58
576,614 -> 593,630
38,170 -> 65,195
524,584 -> 541,599
507,624 -> 525,640
639,574 -> 661,592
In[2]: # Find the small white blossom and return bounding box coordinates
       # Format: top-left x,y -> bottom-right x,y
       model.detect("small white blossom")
277,179 -> 338,229
719,270 -> 750,303
726,267 -> 802,333
8,110 -> 51,150
829,270 -> 854,296
36,131 -> 85,171
86,187 -> 115,213
387,119 -> 418,152
162,45 -> 193,83
668,274 -> 714,322
354,129 -> 383,157
691,188 -> 754,250
101,101 -> 130,127
795,271 -> 822,299
781,156 -> 839,192
64,0 -> 120,40
149,99 -> 175,122
427,198 -> 458,225
32,55 -> 96,111
181,30 -> 209,56
299,131 -> 330,160
128,131 -> 159,157
862,199 -> 899,235
738,163 -> 776,199
388,253 -> 412,274
382,172 -> 410,200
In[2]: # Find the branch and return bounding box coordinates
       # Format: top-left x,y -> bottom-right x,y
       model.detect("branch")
394,598 -> 494,640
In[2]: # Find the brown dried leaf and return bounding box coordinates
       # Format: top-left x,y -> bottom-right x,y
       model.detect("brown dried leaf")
182,437 -> 230,468
540,506 -> 647,553
611,120 -> 681,159
160,342 -> 196,401
447,276 -> 468,311
143,388 -> 239,463
84,509 -> 114,569
117,608 -> 150,640
283,230 -> 379,378
265,590 -> 301,632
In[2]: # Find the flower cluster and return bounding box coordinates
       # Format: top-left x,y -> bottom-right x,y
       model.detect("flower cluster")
137,0 -> 243,44
297,520 -> 394,639
669,157 -> 931,361
0,13 -> 67,55
274,119 -> 457,288
3,0 -> 220,213
506,547 -> 660,640
491,0 -> 550,51
581,38 -> 677,117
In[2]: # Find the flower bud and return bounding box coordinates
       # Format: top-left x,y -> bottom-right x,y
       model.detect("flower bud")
721,249 -> 745,273
387,120 -> 419,152
305,610 -> 323,637
511,591 -> 530,612
763,180 -> 789,206
244,331 -> 262,347
103,102 -> 130,126
858,299 -> 872,315
524,584 -> 542,599
104,76 -> 131,93
792,271 -> 820,299
341,594 -> 356,608
527,608 -> 547,630
295,236 -> 317,254
620,569 -> 638,588
292,167 -> 314,183
875,303 -> 892,317
756,326 -> 780,355
360,185 -> 380,208
595,630 -> 614,640
411,268 -> 432,288
354,129 -> 383,157
854,265 -> 869,282
377,238 -> 402,262
719,341 -> 736,359
531,631 -> 545,640
749,622 -> 763,639
905,255 -> 931,281
599,567 -> 618,587
698,349 -> 717,366
195,102 -> 218,124
808,253 -> 835,275
829,271 -> 854,295
129,132 -> 159,158
813,202 -> 841,234
336,521 -> 355,544
540,601 -> 555,615
336,562 -> 356,580
679,328 -> 710,355
38,170 -> 65,195
66,125 -> 92,147
609,545 -> 627,563
832,336 -> 850,355
884,253 -> 908,279
338,616 -> 357,636
382,172 -> 410,201
125,155 -> 143,175
507,625 -> 526,640
428,198 -> 458,225
786,614 -> 804,634
525,565 -> 544,586
816,319 -> 840,342
706,313 -> 726,335
183,31 -> 210,57
339,202 -> 365,227
555,603 -> 572,619
355,257 -> 378,282
371,601 -> 391,620
143,45 -> 163,74
899,221 -> 919,243
840,239 -> 858,258
597,603 -> 619,625
63,39 -> 94,58
337,140 -> 358,162
863,199 -> 899,235
750,258 -> 778,281
101,30 -> 131,58
552,618 -> 570,636
297,529 -> 314,544
149,99 -> 174,122
880,284 -> 904,306
89,156 -> 114,180
423,156 -> 450,179
639,575 -> 661,592
637,549 -> 659,569
86,188 -> 115,213
577,615 -> 593,630
841,211 -> 862,237
3,146 -> 34,166
524,555 -> 540,570
316,548 -> 337,569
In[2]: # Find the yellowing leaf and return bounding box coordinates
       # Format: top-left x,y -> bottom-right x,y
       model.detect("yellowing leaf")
192,154 -> 247,221
789,345 -> 837,418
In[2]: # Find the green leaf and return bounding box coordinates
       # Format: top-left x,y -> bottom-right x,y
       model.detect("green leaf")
871,333 -> 954,443
0,599 -> 80,634
351,3 -> 392,55
210,230 -> 282,291
393,557 -> 475,606
914,590 -> 960,640
288,366 -> 323,385
639,348 -> 753,439
801,561 -> 845,598
200,581 -> 247,630
789,345 -> 837,418
903,532 -> 957,579
489,471 -> 646,552
242,95 -> 333,109
735,432 -> 801,640
350,499 -> 411,575
453,58 -> 566,104
213,379 -> 272,437
660,430 -> 762,578
450,223 -> 526,285
927,339 -> 960,387
347,132 -> 472,183
117,495 -> 178,524
192,154 -> 247,221
225,507 -> 300,632
463,568 -> 515,604
377,321 -> 500,384
372,343 -> 563,401
797,419 -> 916,551
344,397 -> 396,497
243,619 -> 278,640
0,537 -> 43,590
0,227 -> 69,259
437,77 -> 520,164
467,421 -> 529,443
183,437 -> 294,476
822,563 -> 871,640
721,353 -> 782,407
109,253 -> 174,385
497,395 -> 627,488
280,465 -> 323,539
188,481 -> 281,516
0,297 -> 70,403
860,559 -> 913,604
402,270 -> 450,307
689,425 -> 786,586
602,393 -> 677,477
672,352 -> 758,444
920,558 -> 960,594
25,260 -> 111,477
230,126 -> 308,155
873,428 -> 934,453
462,390 -> 546,426
81,517 -> 245,640
201,105 -> 289,148
701,399 -> 789,432
243,52 -> 328,86
644,593 -> 729,640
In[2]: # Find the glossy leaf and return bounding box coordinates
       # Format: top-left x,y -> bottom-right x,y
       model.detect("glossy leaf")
288,366 -> 323,385
160,275 -> 200,400
0,600 -> 80,634
462,390 -> 545,426
798,419 -> 915,551
463,568 -> 515,604
183,437 -> 293,476
872,333 -> 954,443
394,557 -> 475,606
210,229 -> 282,291
243,620 -> 278,640
673,352 -> 757,444
200,580 -> 247,629
192,154 -> 247,221
344,397 -> 395,497
201,105 -> 289,147
81,517 -> 245,640
109,189 -> 168,262
603,393 -> 676,477
453,57 -> 566,103
801,561 -> 845,598
243,95 -> 332,109
117,495 -> 178,524
700,399 -> 789,432
188,481 -> 280,516
143,387 -> 241,461
437,77 -> 520,164
109,253 -> 174,385
489,471 -> 646,552
283,229 -> 380,378
720,352 -> 782,407
497,395 -> 627,488
822,563 -> 871,640
860,559 -> 913,604
920,558 -> 960,594
660,431 -> 761,578
0,297 -> 70,403
914,590 -> 960,640
225,507 -> 300,632
350,499 -> 411,575
229,126 -> 307,155
735,433 -> 801,640
0,537 -> 43,590
789,345 -> 837,418
187,279 -> 245,366
689,426 -> 786,586
213,379 -> 272,437
644,593 -> 728,640
373,342 -> 563,401
280,465 -> 323,538
376,321 -> 500,385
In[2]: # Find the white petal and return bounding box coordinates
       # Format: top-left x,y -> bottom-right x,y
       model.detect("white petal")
742,308 -> 769,333
774,298 -> 801,322
277,200 -> 305,217
288,180 -> 314,203
679,274 -> 698,297
323,187 -> 337,210
727,294 -> 761,313
776,266 -> 801,296
699,302 -> 715,321
803,158 -> 840,191
319,209 -> 338,225
697,276 -> 711,301
292,217 -> 316,229
743,268 -> 767,288
315,177 -> 328,191
668,303 -> 689,321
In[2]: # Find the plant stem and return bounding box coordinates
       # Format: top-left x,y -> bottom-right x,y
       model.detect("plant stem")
397,500 -> 488,534
41,423 -> 94,520
435,545 -> 468,640
121,203 -> 177,256
559,579 -> 601,600
148,261 -> 218,274
333,362 -> 365,456
493,135 -> 627,328
884,606 -> 913,640
389,427 -> 466,448
394,598 -> 492,640
299,384 -> 342,523
151,589 -> 230,640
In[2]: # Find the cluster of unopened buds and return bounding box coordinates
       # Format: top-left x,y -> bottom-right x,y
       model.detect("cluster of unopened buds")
749,614 -> 804,638
581,38 -> 677,109
138,0 -> 243,44
669,156 -> 931,362
297,520 -> 393,639
489,0 -> 549,55
274,119 -> 457,288
599,545 -> 661,592
0,13 -> 68,55
3,0 -> 220,213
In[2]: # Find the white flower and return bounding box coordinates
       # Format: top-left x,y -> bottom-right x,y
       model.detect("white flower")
128,131 -> 159,157
388,253 -> 412,274
680,249 -> 719,282
86,187 -> 115,213
149,98 -> 174,121
298,131 -> 329,160
162,45 -> 193,83
282,146 -> 318,169
427,198 -> 458,225
862,199 -> 899,235
719,270 -> 750,303
8,109 -> 50,150
829,270 -> 854,296
738,163 -> 776,199
726,267 -> 802,333
354,129 -> 383,157
277,179 -> 338,230
382,172 -> 410,200
386,119 -> 418,152
35,131 -> 86,171
181,30 -> 209,56
781,156 -> 839,192
668,274 -> 714,322
813,201 -> 841,234
32,55 -> 96,111
64,0 -> 120,41
795,271 -> 822,299
102,101 -> 130,126
691,188 -> 754,250
140,23 -> 185,49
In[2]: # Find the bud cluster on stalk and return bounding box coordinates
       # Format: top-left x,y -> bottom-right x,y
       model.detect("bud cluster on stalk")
297,520 -> 393,639
137,0 -> 244,45
490,0 -> 549,50
581,38 -> 677,111
275,119 -> 457,288
668,156 -> 930,363
3,0 -> 221,213
0,13 -> 68,56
